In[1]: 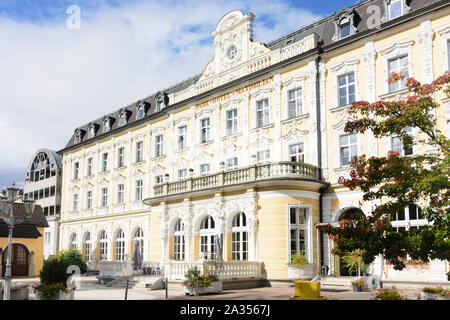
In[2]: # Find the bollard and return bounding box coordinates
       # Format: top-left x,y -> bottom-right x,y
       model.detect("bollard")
290,280 -> 324,300
165,277 -> 168,299
125,278 -> 129,300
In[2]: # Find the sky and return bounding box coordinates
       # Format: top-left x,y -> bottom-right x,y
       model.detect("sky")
0,0 -> 361,190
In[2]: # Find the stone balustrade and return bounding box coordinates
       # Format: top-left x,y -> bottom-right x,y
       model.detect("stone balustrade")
152,161 -> 320,199
98,260 -> 133,277
164,260 -> 262,281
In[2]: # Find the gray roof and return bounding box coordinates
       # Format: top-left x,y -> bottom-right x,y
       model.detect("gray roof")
61,0 -> 446,152
27,148 -> 62,173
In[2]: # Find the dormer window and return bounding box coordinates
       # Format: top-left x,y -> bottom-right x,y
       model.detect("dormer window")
155,92 -> 168,112
88,123 -> 98,138
136,100 -> 149,119
74,129 -> 85,144
156,98 -> 163,112
382,0 -> 411,22
118,109 -> 130,127
103,118 -> 111,133
332,8 -> 358,41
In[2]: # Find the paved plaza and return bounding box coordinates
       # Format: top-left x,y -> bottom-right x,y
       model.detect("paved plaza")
8,276 -> 427,300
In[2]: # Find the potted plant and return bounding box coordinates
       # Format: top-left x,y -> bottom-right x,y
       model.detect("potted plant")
420,286 -> 450,300
340,249 -> 369,277
33,249 -> 86,300
183,266 -> 213,296
205,259 -> 223,294
287,252 -> 314,280
351,279 -> 366,292
373,287 -> 404,300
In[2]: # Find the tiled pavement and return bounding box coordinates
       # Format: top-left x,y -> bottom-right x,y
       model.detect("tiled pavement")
8,276 -> 426,300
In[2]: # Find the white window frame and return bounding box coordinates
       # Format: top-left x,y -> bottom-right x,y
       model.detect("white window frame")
257,150 -> 271,164
328,58 -> 360,110
135,141 -> 143,163
337,72 -> 356,107
200,163 -> 210,175
339,133 -> 358,167
225,109 -> 238,136
117,147 -> 125,168
101,152 -> 108,172
155,175 -> 163,185
256,98 -> 270,128
388,0 -> 404,20
173,219 -> 185,261
84,233 -> 92,262
289,143 -> 305,163
72,193 -> 79,212
135,179 -> 143,201
287,87 -> 303,119
73,162 -> 79,180
115,230 -> 126,261
390,204 -> 427,232
226,157 -> 239,171
86,190 -> 93,210
134,228 -> 144,258
155,135 -> 164,157
200,117 -> 211,144
388,126 -> 414,156
178,126 -> 188,150
287,204 -> 313,263
101,187 -> 108,207
99,231 -> 108,261
199,216 -> 216,261
70,233 -> 78,250
178,169 -> 188,180
117,183 -> 125,204
231,212 -> 248,261
388,55 -> 409,93
87,157 -> 93,176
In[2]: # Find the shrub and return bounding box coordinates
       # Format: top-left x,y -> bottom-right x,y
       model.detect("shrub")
33,283 -> 67,300
288,252 -> 309,269
422,286 -> 450,297
183,266 -> 214,289
351,279 -> 366,289
373,287 -> 404,300
58,249 -> 87,274
39,257 -> 71,286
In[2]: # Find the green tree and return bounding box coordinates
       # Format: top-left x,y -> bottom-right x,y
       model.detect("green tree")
317,71 -> 450,270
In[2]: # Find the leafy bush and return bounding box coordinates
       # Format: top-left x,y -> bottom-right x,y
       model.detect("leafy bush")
183,266 -> 214,289
422,286 -> 450,297
373,287 -> 404,300
39,257 -> 71,286
58,249 -> 87,274
288,252 -> 309,269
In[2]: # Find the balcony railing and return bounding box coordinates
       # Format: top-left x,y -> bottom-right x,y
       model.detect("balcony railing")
152,161 -> 320,199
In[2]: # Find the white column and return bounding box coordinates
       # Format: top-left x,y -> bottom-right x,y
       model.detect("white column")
364,40 -> 378,158
273,72 -> 282,162
308,59 -> 319,167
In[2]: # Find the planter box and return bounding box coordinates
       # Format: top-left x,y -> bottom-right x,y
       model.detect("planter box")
288,264 -> 315,280
206,281 -> 223,294
35,289 -> 75,300
352,286 -> 363,292
420,292 -> 450,300
184,286 -> 207,296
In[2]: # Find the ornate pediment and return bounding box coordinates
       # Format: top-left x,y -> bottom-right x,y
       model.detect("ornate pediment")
199,11 -> 270,81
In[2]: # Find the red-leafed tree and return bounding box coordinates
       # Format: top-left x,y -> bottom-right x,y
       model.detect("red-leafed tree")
317,72 -> 450,270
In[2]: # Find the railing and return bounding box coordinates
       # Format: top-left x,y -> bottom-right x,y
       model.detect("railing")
152,161 -> 320,198
170,33 -> 318,105
164,260 -> 262,281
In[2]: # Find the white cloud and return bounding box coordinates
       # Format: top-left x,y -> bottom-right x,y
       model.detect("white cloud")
0,0 -> 321,185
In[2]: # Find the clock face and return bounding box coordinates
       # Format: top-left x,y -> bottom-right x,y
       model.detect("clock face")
227,45 -> 238,60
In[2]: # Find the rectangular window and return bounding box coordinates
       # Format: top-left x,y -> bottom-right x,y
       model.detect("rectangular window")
338,73 -> 355,107
388,55 -> 409,92
136,141 -> 143,163
200,118 -> 211,143
86,191 -> 92,209
226,157 -> 239,170
290,207 -> 308,256
288,88 -> 303,119
389,0 -> 403,20
73,194 -> 79,211
102,153 -> 108,172
257,150 -> 270,163
178,126 -> 187,150
340,133 -> 358,166
340,22 -> 350,38
178,169 -> 187,180
155,135 -> 164,157
87,158 -> 93,176
117,184 -> 124,204
200,163 -> 210,175
256,99 -> 270,127
289,143 -> 305,162
391,126 -> 413,156
135,179 -> 143,201
155,175 -> 163,184
226,109 -> 238,135
101,187 -> 108,207
73,162 -> 79,180
118,147 -> 125,168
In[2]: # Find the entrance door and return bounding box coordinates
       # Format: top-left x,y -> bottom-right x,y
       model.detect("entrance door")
1,244 -> 29,277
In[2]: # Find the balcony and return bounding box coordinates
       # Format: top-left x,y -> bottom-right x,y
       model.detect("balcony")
145,161 -> 322,205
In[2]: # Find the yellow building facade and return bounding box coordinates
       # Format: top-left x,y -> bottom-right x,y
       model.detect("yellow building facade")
58,0 -> 450,282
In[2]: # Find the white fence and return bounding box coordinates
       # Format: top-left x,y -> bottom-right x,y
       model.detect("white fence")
164,261 -> 262,281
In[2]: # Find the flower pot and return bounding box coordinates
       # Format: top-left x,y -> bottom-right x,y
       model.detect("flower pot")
206,281 -> 222,294
353,286 -> 362,292
35,289 -> 74,300
420,292 -> 450,300
184,286 -> 207,296
288,264 -> 315,280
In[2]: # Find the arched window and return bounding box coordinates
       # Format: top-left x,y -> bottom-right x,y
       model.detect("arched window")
231,212 -> 248,261
99,231 -> 108,261
115,229 -> 126,261
338,207 -> 364,221
70,233 -> 78,251
199,216 -> 216,261
173,219 -> 185,261
134,228 -> 144,257
84,232 -> 92,262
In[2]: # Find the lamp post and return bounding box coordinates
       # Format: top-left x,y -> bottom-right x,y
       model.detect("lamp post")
0,183 -> 35,300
